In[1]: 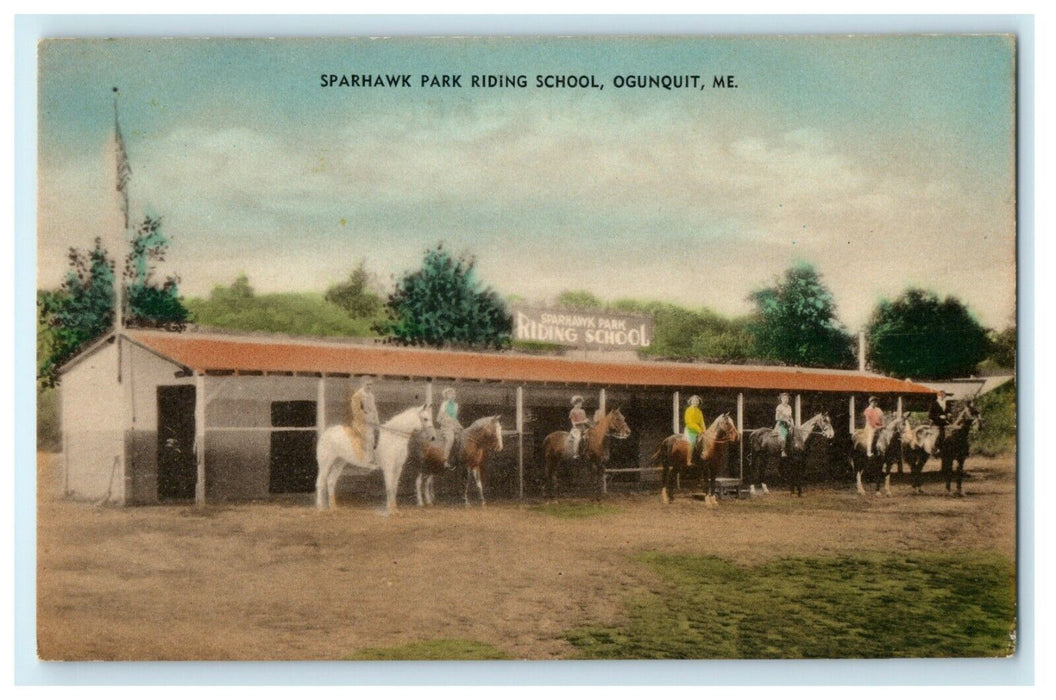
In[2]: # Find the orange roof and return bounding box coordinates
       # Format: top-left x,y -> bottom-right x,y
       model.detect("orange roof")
124,330 -> 935,395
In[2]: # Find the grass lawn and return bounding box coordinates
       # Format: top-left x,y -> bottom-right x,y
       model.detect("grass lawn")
564,551 -> 1016,659
349,639 -> 512,660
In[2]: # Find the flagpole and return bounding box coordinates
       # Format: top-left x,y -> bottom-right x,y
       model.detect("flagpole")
112,86 -> 130,334
112,87 -> 132,386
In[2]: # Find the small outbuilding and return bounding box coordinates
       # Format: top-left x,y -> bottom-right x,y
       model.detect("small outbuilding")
58,330 -> 937,505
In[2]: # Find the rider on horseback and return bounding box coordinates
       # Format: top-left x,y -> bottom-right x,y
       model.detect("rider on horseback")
569,395 -> 591,459
344,376 -> 378,466
929,390 -> 951,457
437,387 -> 462,469
775,392 -> 794,457
683,395 -> 705,467
863,396 -> 885,457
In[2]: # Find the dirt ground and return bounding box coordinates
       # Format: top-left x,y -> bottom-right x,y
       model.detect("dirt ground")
36,452 -> 1017,660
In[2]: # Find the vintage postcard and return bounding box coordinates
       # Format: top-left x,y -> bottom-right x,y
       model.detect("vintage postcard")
34,34 -> 1018,669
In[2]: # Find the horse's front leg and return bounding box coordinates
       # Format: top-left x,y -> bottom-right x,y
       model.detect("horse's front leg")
326,465 -> 341,510
382,461 -> 402,516
415,472 -> 425,507
942,455 -> 953,495
315,464 -> 328,510
474,468 -> 485,506
593,460 -> 605,501
955,457 -> 966,497
660,461 -> 670,504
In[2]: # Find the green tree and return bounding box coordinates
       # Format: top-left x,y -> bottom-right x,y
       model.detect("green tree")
186,273 -> 379,338
865,288 -> 990,379
325,260 -> 384,320
985,324 -> 1016,369
748,263 -> 855,368
123,216 -> 189,330
378,244 -> 512,349
37,219 -> 189,386
37,239 -> 117,386
556,289 -> 604,309
610,299 -> 757,362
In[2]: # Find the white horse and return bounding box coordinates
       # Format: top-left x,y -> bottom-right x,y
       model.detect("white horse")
315,404 -> 433,515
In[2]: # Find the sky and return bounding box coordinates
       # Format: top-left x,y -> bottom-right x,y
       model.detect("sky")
36,35 -> 1017,332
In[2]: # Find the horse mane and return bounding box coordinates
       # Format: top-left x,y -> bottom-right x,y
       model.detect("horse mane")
704,413 -> 728,435
465,415 -> 498,435
384,403 -> 427,427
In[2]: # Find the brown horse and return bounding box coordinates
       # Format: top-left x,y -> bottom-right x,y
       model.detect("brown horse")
902,402 -> 982,496
408,415 -> 504,506
652,413 -> 739,505
542,408 -> 631,499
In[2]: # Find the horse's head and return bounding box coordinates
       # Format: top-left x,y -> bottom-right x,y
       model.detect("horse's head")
606,407 -> 631,440
491,415 -> 504,452
901,419 -> 919,446
959,401 -> 983,430
717,412 -> 739,442
816,412 -> 835,440
417,404 -> 434,431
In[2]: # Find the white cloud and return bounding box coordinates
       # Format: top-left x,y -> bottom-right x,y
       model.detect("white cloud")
37,105 -> 1015,330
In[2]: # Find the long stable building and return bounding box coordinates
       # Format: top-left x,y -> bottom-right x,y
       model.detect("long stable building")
59,330 -> 938,505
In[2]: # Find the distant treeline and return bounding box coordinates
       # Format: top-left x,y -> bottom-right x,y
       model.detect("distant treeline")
552,291 -> 758,363
181,278 -> 759,363
184,273 -> 382,339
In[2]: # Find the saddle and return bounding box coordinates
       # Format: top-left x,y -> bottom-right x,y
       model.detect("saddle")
565,429 -> 589,459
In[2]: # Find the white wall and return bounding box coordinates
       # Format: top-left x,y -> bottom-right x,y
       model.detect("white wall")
61,340 -> 125,503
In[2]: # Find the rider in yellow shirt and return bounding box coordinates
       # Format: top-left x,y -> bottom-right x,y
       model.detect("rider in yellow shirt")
683,395 -> 706,466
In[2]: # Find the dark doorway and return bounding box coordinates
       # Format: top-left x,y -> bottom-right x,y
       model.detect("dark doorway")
157,385 -> 197,501
270,400 -> 317,494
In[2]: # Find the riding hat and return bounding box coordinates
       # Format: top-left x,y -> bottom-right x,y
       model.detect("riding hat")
688,395 -> 701,406
868,396 -> 878,404
442,387 -> 456,398
779,392 -> 790,399
571,395 -> 584,405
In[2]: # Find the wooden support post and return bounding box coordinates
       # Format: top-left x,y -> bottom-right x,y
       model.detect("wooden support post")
737,392 -> 745,483
516,385 -> 524,501
195,372 -> 206,507
795,394 -> 802,427
317,375 -> 326,435
426,381 -> 433,408
673,391 -> 680,435
599,387 -> 607,417
897,395 -> 903,417
849,395 -> 856,434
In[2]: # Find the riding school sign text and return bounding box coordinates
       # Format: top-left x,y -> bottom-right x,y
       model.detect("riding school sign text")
512,306 -> 654,350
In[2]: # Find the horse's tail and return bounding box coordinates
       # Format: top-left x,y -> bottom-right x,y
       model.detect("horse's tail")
649,437 -> 669,467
